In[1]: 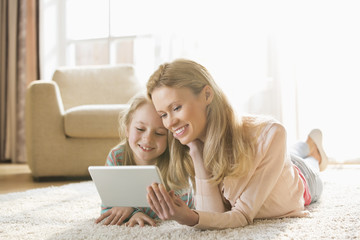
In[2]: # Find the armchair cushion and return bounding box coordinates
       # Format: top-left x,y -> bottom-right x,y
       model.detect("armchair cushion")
53,65 -> 142,110
64,104 -> 128,138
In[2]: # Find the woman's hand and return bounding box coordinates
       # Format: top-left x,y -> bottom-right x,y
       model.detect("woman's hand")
147,183 -> 199,226
125,212 -> 156,227
187,139 -> 204,162
187,140 -> 211,179
95,207 -> 133,225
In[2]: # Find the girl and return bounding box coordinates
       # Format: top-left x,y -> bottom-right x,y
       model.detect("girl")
145,59 -> 328,229
95,93 -> 194,227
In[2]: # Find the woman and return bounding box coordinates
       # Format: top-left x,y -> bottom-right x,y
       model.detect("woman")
146,59 -> 328,229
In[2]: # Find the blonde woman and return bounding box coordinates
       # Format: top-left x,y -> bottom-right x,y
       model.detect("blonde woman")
146,59 -> 328,229
95,93 -> 194,227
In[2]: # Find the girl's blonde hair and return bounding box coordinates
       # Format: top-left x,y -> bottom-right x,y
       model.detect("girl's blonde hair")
117,93 -> 170,190
147,59 -> 270,190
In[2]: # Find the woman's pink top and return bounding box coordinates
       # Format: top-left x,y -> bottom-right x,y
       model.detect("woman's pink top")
193,122 -> 309,229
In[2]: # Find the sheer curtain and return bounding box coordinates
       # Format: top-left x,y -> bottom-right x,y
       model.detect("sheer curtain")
162,1 -> 360,163
0,0 -> 39,163
268,1 -> 360,163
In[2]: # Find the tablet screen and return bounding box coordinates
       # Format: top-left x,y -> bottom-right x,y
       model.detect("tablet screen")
89,165 -> 164,207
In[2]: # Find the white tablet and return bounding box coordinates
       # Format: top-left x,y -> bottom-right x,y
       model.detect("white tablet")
88,165 -> 164,207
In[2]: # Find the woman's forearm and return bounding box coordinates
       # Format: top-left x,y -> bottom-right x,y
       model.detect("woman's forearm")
194,177 -> 226,212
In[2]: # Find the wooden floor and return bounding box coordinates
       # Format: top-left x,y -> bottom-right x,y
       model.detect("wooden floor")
0,163 -> 85,194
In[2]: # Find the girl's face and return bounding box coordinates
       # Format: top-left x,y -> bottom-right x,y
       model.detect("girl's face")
151,86 -> 212,145
127,102 -> 168,165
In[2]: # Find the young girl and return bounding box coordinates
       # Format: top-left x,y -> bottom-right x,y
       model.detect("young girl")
145,59 -> 328,229
95,93 -> 194,227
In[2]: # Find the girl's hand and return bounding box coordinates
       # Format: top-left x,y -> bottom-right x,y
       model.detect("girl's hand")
95,207 -> 133,225
147,183 -> 199,226
125,212 -> 156,227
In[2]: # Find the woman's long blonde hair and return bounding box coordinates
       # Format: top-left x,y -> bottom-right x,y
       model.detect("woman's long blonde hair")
117,93 -> 170,190
147,59 -> 269,190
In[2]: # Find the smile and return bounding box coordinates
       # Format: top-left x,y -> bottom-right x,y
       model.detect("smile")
139,145 -> 153,152
174,125 -> 188,137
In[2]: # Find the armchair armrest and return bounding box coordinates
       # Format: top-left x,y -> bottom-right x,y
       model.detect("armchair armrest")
25,80 -> 65,175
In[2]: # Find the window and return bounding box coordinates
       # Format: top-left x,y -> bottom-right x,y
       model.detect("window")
40,0 -> 158,82
40,0 -> 360,163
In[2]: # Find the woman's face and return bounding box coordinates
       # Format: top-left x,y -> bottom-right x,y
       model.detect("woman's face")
127,102 -> 168,165
151,86 -> 211,145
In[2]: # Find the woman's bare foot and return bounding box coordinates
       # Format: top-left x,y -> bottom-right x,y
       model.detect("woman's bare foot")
307,129 -> 328,171
306,137 -> 321,163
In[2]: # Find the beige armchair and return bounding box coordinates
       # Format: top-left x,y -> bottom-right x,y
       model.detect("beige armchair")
25,65 -> 144,179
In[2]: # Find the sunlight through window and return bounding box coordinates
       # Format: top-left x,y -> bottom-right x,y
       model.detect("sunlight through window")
40,0 -> 360,163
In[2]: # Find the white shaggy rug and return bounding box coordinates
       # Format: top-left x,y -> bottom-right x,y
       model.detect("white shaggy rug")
1,165 -> 359,240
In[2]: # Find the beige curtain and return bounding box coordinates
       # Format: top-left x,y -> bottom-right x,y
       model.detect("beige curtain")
0,0 -> 39,163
